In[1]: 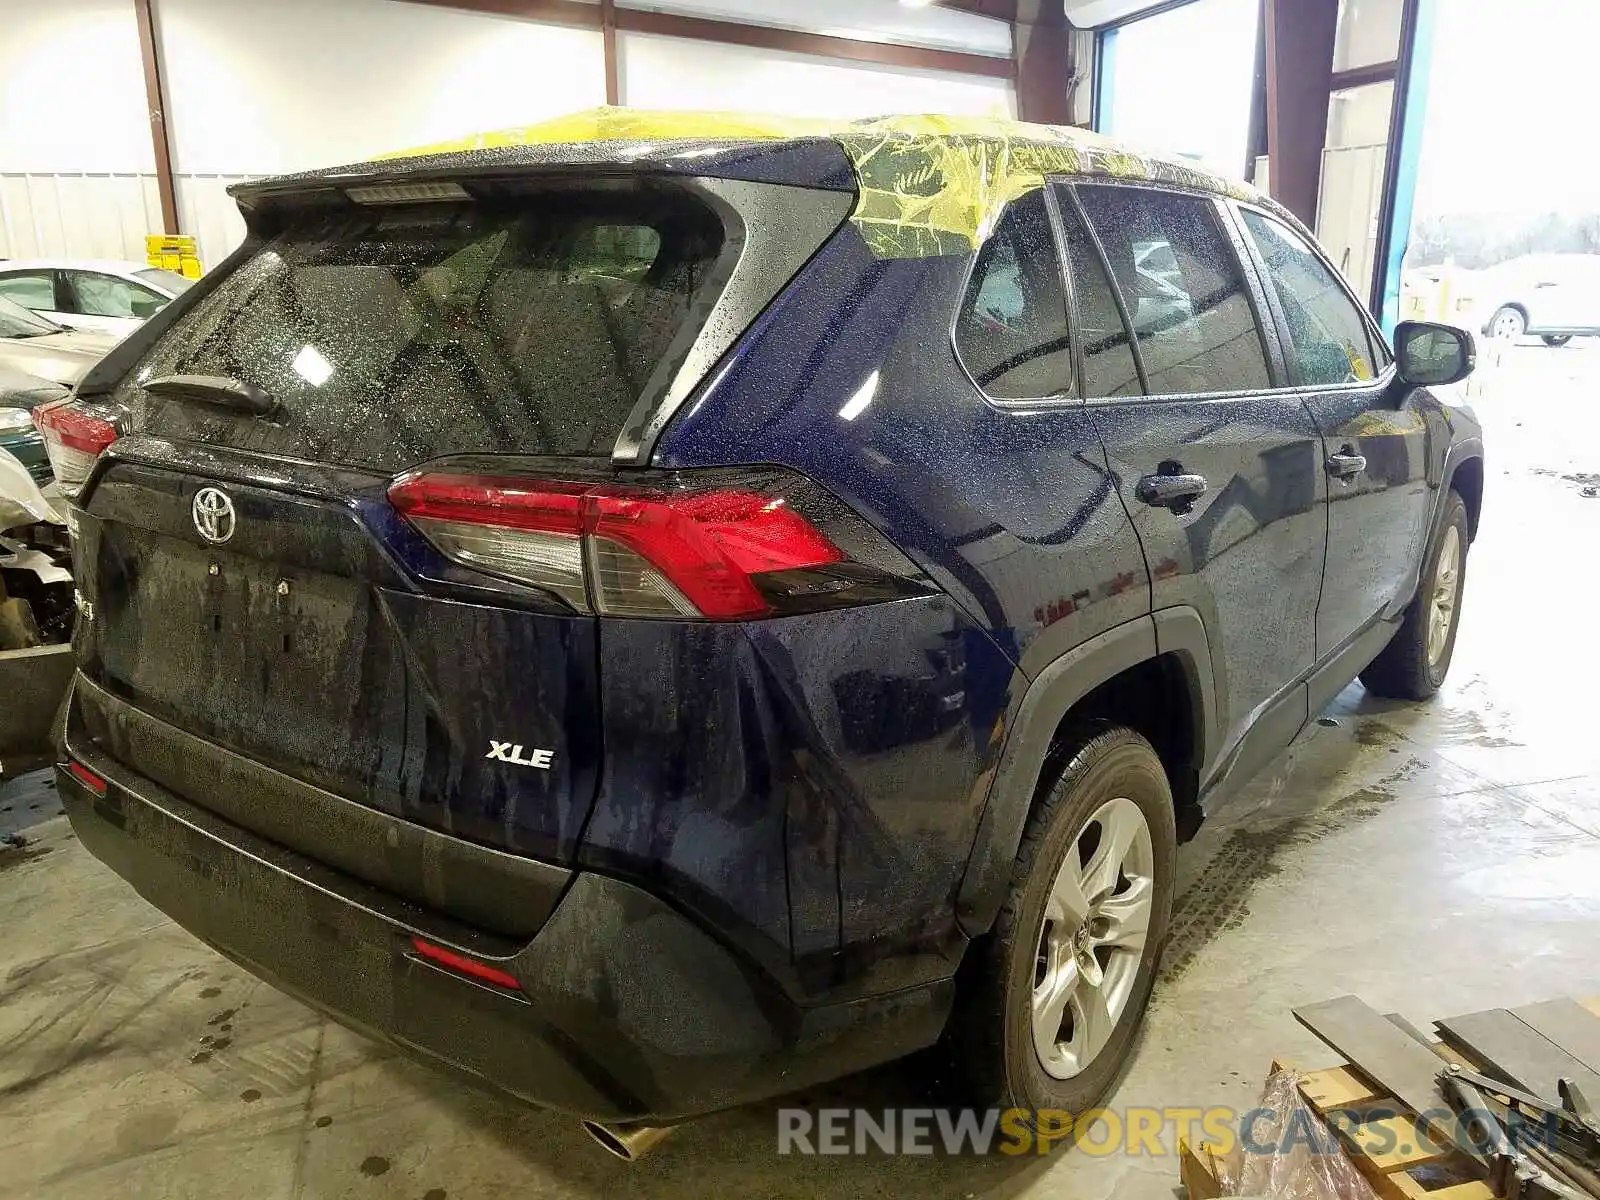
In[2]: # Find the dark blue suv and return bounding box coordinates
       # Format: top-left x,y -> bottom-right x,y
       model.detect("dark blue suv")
44,111 -> 1483,1146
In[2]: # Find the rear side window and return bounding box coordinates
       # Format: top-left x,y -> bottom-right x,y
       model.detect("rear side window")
116,190 -> 725,470
1076,185 -> 1271,397
1241,209 -> 1384,384
954,189 -> 1073,401
0,271 -> 56,313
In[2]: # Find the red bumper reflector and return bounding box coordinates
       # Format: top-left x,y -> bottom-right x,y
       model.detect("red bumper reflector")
409,936 -> 523,991
66,761 -> 107,796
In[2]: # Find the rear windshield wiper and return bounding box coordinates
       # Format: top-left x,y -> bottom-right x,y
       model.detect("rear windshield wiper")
144,374 -> 277,417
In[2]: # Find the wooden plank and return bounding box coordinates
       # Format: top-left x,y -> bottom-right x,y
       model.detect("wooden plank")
1353,1114 -> 1452,1172
1179,1140 -> 1224,1200
1294,996 -> 1454,1132
1300,1064 -> 1385,1111
1437,1008 -> 1600,1099
1512,998 -> 1600,1077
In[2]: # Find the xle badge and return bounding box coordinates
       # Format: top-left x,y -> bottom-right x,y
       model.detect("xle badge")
486,742 -> 555,770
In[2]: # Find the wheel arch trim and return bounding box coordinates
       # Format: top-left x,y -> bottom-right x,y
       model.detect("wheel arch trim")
954,613 -> 1215,937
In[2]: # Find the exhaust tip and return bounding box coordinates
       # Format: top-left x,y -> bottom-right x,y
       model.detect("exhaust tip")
581,1120 -> 674,1162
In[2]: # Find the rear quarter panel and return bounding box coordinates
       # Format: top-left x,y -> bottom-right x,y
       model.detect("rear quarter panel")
645,225 -> 1152,1000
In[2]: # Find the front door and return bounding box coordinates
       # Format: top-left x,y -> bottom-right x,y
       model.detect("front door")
1233,205 -> 1432,666
1062,183 -> 1326,781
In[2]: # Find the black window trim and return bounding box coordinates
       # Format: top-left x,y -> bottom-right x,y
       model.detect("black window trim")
949,183 -> 1084,411
51,269 -> 76,315
1055,179 -> 1150,399
1061,177 -> 1289,406
1228,198 -> 1398,397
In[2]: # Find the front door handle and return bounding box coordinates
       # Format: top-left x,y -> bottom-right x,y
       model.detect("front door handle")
1326,445 -> 1367,479
1136,472 -> 1209,511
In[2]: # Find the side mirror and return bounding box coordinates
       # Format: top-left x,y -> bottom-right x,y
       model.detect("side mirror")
1394,321 -> 1475,387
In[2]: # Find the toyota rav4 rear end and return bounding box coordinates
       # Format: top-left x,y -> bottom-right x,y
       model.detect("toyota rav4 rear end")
48,121 -> 1013,1122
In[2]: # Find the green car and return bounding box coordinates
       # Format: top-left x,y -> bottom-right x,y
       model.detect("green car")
0,367 -> 67,486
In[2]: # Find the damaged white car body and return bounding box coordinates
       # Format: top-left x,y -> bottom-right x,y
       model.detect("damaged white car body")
0,444 -> 75,774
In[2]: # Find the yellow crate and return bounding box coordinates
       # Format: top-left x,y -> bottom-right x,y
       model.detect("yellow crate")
145,234 -> 204,280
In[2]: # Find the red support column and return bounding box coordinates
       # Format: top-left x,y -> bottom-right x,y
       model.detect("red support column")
1263,0 -> 1340,226
1014,1 -> 1074,126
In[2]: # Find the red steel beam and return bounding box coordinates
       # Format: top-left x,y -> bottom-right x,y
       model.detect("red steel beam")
132,0 -> 180,235
1013,0 -> 1072,124
1263,0 -> 1339,225
600,0 -> 620,103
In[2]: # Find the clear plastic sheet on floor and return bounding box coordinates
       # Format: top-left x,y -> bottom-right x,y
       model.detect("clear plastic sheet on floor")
1215,1068 -> 1381,1200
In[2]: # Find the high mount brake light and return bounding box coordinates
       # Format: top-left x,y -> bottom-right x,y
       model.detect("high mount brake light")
388,472 -> 848,620
32,400 -> 118,498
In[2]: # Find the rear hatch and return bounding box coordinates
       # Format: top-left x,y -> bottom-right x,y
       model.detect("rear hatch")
69,170 -> 840,873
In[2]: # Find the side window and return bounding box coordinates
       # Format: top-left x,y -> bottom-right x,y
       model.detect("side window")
1241,210 -> 1385,385
0,271 -> 57,313
1055,196 -> 1141,397
1076,185 -> 1271,397
65,271 -> 167,319
954,189 -> 1072,401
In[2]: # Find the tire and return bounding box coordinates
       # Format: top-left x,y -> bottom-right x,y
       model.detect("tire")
1360,490 -> 1469,700
1488,306 -> 1527,340
1542,334 -> 1573,347
940,723 -> 1176,1118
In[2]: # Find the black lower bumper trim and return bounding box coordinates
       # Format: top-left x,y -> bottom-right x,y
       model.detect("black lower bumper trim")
58,748 -> 954,1121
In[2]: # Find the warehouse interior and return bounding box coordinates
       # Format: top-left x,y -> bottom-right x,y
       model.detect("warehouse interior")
3,0 -> 1598,1197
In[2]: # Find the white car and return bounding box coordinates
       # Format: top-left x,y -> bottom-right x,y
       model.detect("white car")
1476,253 -> 1600,346
0,296 -> 119,387
0,258 -> 193,338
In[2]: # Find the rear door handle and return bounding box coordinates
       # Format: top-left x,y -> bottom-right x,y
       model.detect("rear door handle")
1326,446 -> 1367,479
1136,472 -> 1208,510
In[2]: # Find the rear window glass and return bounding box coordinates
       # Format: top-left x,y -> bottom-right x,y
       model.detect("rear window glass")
116,191 -> 725,470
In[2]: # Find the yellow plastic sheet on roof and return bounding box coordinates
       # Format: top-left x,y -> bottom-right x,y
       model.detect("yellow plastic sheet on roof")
382,107 -> 1262,259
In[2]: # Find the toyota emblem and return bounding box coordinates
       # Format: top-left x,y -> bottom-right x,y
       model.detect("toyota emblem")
192,487 -> 236,544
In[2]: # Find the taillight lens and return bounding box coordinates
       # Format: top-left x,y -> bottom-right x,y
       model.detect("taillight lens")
33,400 -> 118,498
388,470 -> 905,621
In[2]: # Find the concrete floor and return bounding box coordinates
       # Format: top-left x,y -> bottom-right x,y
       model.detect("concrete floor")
4,341 -> 1599,1199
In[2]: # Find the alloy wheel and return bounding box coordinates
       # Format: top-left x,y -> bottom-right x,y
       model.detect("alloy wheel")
1031,796 -> 1155,1080
1428,525 -> 1461,667
1491,310 -> 1525,340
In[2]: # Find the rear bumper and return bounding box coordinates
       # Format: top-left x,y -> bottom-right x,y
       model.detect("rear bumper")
58,739 -> 953,1122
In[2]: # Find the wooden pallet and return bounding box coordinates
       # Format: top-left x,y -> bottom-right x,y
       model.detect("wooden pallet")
1181,997 -> 1600,1200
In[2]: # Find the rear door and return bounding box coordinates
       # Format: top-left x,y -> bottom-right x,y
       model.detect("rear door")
1233,204 -> 1429,667
1535,256 -> 1600,333
76,181 -> 733,863
1061,182 -> 1326,783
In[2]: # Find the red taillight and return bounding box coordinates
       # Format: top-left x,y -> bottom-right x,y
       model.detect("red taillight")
386,475 -> 588,535
66,761 -> 108,796
409,936 -> 523,991
33,400 -> 118,498
389,473 -> 846,620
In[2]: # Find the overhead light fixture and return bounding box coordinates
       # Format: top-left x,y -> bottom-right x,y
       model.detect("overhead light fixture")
900,0 -> 936,7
